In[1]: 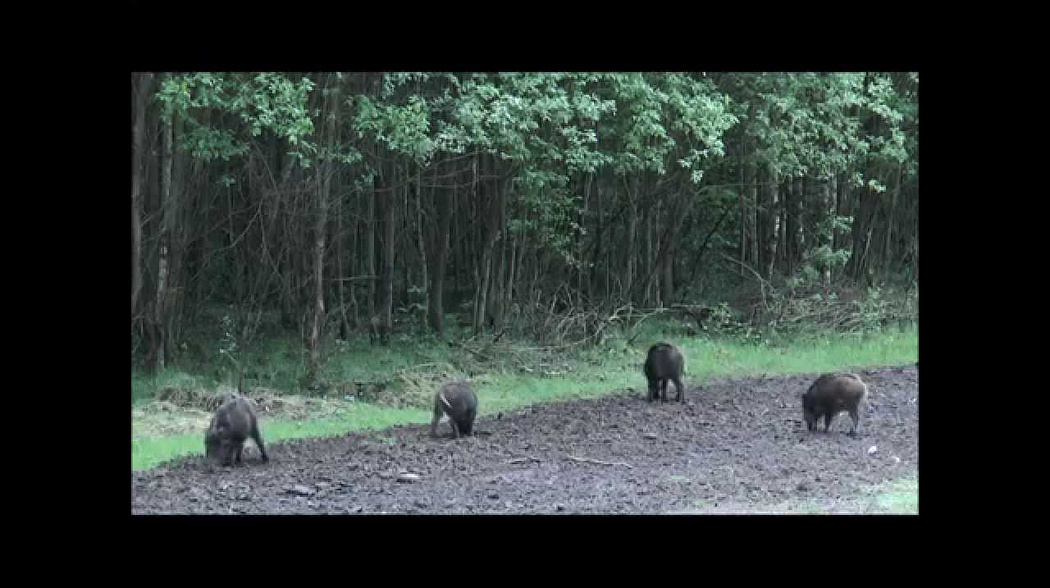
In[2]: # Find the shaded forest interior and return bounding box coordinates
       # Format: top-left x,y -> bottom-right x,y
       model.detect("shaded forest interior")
131,72 -> 918,388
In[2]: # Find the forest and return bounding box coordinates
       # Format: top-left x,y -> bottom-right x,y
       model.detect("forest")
131,72 -> 918,390
132,72 -> 919,512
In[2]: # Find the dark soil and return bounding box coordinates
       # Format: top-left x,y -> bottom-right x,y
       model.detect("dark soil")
132,366 -> 918,514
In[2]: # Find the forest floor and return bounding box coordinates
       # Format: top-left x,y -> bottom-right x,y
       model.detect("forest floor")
132,365 -> 917,514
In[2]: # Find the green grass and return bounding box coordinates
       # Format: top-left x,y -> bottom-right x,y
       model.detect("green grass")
132,325 -> 917,471
868,477 -> 918,513
782,476 -> 918,514
677,329 -> 917,381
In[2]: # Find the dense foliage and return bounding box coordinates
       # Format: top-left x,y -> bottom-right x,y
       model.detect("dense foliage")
132,72 -> 918,380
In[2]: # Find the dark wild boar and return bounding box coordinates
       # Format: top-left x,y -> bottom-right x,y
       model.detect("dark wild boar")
801,373 -> 868,436
204,393 -> 269,466
431,380 -> 478,439
644,342 -> 686,402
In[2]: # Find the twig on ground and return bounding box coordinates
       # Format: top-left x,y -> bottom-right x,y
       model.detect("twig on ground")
566,455 -> 633,469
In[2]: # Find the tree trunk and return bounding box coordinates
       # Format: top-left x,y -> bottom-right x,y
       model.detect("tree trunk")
833,171 -> 846,253
415,162 -> 428,310
759,167 -> 780,279
165,113 -> 188,355
882,164 -> 903,276
400,166 -> 412,309
504,229 -> 518,318
591,171 -> 604,296
622,175 -> 636,302
849,185 -> 876,281
739,157 -> 747,275
473,153 -> 504,333
777,179 -> 788,273
131,73 -> 152,321
151,104 -> 174,373
822,177 -> 834,288
657,188 -> 689,307
336,166 -> 352,340
577,173 -> 590,306
659,240 -> 674,307
426,159 -> 453,336
645,200 -> 655,306
750,172 -> 760,267
784,176 -> 795,274
347,174 -> 360,330
307,75 -> 335,382
487,226 -> 505,329
487,193 -> 508,329
364,160 -> 376,317
792,177 -> 805,270
744,156 -> 758,269
377,158 -> 395,343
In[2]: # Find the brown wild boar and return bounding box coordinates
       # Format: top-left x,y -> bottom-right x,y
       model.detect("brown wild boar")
204,393 -> 269,466
430,380 -> 478,439
801,373 -> 868,436
644,342 -> 686,402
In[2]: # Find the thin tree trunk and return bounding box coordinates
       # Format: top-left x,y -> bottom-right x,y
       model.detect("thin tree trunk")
151,103 -> 174,373
348,179 -> 360,329
822,177 -> 834,288
744,156 -> 758,269
307,75 -> 335,381
364,159 -> 376,317
658,187 -> 689,307
377,158 -> 395,343
739,155 -> 747,275
833,171 -> 845,253
659,241 -> 674,307
623,175 -> 636,302
750,173 -> 759,267
488,195 -> 508,329
427,159 -> 453,336
784,176 -> 795,274
849,185 -> 876,280
337,167 -> 351,340
792,177 -> 804,271
760,167 -> 780,279
577,173 -> 590,306
131,72 -> 152,321
165,113 -> 187,360
505,229 -> 517,318
778,179 -> 788,273
883,164 -> 903,275
416,162 -> 427,309
644,201 -> 654,305
401,165 -> 413,309
591,171 -> 604,296
795,177 -> 803,269
474,154 -> 503,333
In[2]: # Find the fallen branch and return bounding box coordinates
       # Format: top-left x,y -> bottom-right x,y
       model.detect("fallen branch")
566,455 -> 634,469
507,455 -> 542,464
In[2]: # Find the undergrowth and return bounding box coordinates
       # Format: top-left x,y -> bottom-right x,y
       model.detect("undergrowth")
132,284 -> 917,470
